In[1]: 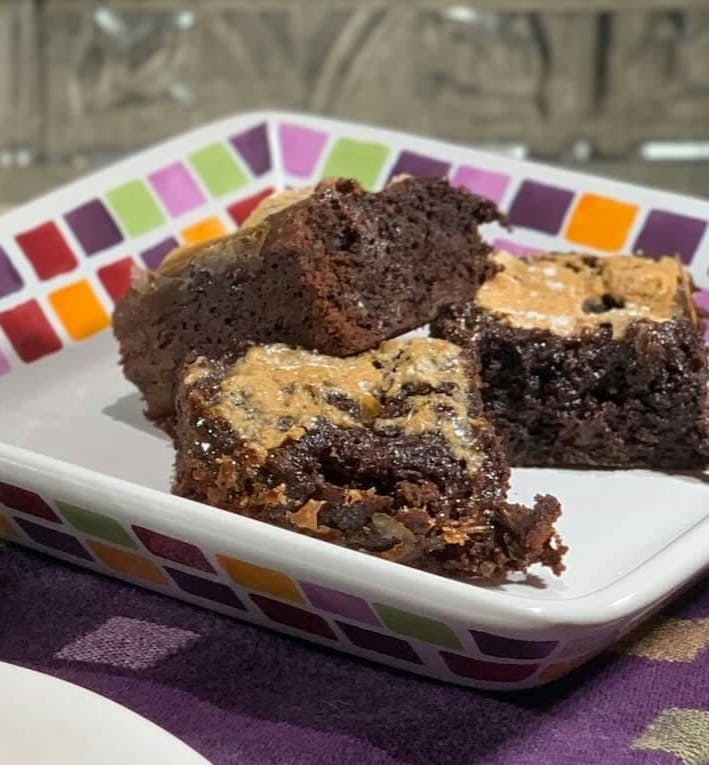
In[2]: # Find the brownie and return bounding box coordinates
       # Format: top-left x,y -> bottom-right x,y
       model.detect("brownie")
432,252 -> 709,469
173,338 -> 565,580
114,177 -> 503,425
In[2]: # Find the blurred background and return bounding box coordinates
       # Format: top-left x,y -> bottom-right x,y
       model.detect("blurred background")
2,0 -> 709,206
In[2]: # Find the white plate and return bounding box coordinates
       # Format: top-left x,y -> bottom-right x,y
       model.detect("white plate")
0,331 -> 707,689
0,112 -> 708,689
0,662 -> 210,765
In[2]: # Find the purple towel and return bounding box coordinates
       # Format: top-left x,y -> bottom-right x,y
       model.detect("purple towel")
0,544 -> 706,765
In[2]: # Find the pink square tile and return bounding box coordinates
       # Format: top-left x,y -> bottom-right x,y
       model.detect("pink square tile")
493,238 -> 539,255
452,166 -> 511,205
149,162 -> 206,217
278,123 -> 328,177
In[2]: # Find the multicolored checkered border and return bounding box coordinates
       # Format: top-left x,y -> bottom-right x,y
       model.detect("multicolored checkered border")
0,478 -> 627,689
1,111 -> 709,374
0,112 -> 705,687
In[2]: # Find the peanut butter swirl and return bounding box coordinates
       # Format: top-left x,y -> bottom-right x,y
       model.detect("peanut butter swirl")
477,252 -> 694,338
187,338 -> 484,474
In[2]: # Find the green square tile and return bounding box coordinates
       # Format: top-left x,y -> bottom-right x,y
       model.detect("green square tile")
189,143 -> 249,198
320,138 -> 390,190
56,501 -> 136,549
374,603 -> 461,649
106,180 -> 166,236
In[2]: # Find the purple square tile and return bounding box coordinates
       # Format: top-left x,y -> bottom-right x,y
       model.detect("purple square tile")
452,166 -> 511,205
387,151 -> 450,182
0,246 -> 23,298
149,162 -> 206,218
231,123 -> 271,176
65,200 -> 123,255
492,237 -> 539,255
634,209 -> 707,264
0,347 -> 9,376
279,123 -> 329,177
470,630 -> 557,660
250,594 -> 337,640
337,621 -> 422,664
508,180 -> 575,234
165,567 -> 245,611
13,517 -> 92,561
141,237 -> 179,270
300,581 -> 380,626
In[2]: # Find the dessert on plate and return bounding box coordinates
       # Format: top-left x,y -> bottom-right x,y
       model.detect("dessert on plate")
432,251 -> 709,469
173,338 -> 565,580
113,176 -> 504,426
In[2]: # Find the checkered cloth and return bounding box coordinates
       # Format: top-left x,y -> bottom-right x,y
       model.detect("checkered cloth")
0,544 -> 707,765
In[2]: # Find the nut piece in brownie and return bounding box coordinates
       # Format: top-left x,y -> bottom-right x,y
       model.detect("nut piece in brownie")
174,338 -> 565,580
113,177 -> 503,424
432,252 -> 709,469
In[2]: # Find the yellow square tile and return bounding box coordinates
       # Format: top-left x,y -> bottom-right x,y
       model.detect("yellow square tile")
49,280 -> 110,341
88,539 -> 168,587
217,555 -> 303,603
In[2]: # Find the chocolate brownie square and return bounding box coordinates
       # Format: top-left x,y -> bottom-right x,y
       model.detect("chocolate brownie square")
432,252 -> 709,469
113,177 -> 503,424
173,338 -> 565,580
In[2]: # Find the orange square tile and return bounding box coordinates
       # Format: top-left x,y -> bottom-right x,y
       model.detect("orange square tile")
49,280 -> 110,340
565,193 -> 638,252
217,555 -> 303,603
88,539 -> 168,586
181,216 -> 228,246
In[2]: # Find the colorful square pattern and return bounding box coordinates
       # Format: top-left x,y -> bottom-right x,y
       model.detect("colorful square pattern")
0,479 -> 650,689
2,114 -> 708,378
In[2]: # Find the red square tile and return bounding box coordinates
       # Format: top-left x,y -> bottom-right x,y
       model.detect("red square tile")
98,258 -> 135,304
227,187 -> 274,226
0,481 -> 60,523
0,300 -> 62,362
16,222 -> 78,280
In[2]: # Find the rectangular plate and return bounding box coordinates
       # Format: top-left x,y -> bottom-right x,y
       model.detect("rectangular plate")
0,111 -> 708,689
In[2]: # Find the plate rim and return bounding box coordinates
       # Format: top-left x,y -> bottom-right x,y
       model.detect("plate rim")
2,438 -> 707,632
